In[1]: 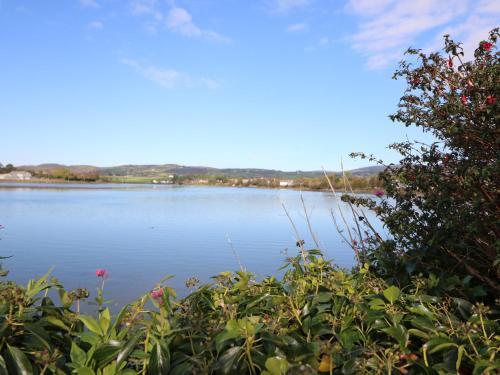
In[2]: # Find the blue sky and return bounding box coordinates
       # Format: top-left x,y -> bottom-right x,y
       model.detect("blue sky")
1,0 -> 498,170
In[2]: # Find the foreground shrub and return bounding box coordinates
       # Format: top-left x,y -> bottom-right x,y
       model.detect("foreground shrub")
348,29 -> 499,297
0,252 -> 499,374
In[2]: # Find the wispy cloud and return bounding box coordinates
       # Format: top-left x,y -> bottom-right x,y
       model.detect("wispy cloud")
268,0 -> 312,14
304,36 -> 331,51
347,0 -> 500,69
129,1 -> 230,43
88,20 -> 104,30
130,0 -> 162,19
120,58 -> 219,89
286,22 -> 307,33
426,0 -> 500,57
166,7 -> 231,43
79,0 -> 100,8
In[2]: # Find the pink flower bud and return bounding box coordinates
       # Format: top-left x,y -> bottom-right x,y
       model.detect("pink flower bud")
95,269 -> 107,278
150,289 -> 164,300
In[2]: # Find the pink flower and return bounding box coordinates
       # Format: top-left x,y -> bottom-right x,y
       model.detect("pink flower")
482,42 -> 493,52
374,189 -> 385,198
95,269 -> 107,278
460,94 -> 468,105
486,95 -> 496,105
150,289 -> 164,300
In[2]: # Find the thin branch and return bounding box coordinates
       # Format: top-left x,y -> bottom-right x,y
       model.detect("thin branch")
300,193 -> 322,251
339,160 -> 383,243
226,234 -> 244,272
282,203 -> 307,264
322,167 -> 355,256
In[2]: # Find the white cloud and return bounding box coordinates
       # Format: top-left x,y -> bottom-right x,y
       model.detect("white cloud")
129,2 -> 230,43
286,22 -> 307,33
347,0 -> 500,69
200,78 -> 220,90
120,58 -> 219,89
88,20 -> 103,29
130,0 -> 163,20
269,0 -> 312,13
166,7 -> 231,43
318,36 -> 329,45
79,0 -> 100,8
304,36 -> 331,51
476,0 -> 500,13
346,0 -> 393,16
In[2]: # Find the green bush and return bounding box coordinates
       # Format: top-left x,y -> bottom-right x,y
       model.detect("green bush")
0,252 -> 499,374
348,29 -> 499,298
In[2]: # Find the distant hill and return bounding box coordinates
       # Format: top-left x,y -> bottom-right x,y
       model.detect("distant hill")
17,163 -> 385,179
344,166 -> 386,177
20,164 -> 100,174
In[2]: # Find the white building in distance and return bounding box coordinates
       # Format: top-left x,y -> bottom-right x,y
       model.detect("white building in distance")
0,171 -> 32,180
279,180 -> 295,187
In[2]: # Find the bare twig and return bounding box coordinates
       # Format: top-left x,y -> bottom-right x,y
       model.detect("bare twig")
328,208 -> 360,262
322,167 -> 355,250
339,160 -> 383,244
300,193 -> 322,251
340,160 -> 366,255
282,203 -> 307,264
226,234 -> 244,272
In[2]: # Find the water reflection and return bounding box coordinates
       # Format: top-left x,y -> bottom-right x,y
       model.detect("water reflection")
0,184 -> 382,307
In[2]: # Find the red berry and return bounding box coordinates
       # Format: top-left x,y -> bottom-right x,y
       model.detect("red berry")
482,42 -> 493,52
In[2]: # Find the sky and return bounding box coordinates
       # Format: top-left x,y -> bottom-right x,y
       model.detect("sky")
0,0 -> 498,171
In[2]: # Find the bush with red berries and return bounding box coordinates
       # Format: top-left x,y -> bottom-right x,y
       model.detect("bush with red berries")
350,29 -> 499,299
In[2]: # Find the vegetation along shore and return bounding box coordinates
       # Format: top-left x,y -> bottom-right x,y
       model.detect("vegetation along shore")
0,164 -> 384,193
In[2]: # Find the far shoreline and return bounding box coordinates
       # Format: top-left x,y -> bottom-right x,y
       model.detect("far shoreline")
0,179 -> 379,195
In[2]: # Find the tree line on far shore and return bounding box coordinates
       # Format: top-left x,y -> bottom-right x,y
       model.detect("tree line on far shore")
0,163 -> 15,174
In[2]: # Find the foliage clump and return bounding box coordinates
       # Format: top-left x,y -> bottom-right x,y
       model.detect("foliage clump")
0,252 -> 499,374
348,29 -> 499,298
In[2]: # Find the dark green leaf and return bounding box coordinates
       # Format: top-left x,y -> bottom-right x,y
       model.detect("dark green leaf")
6,345 -> 33,375
117,331 -> 143,366
92,343 -> 121,368
148,339 -> 170,375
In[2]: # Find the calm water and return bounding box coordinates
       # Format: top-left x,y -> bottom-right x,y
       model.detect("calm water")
0,183 -> 382,307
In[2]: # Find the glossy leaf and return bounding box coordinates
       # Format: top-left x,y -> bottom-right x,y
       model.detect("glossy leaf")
71,343 -> 87,367
92,344 -> 121,368
117,331 -> 143,366
148,339 -> 170,375
383,286 -> 400,304
78,315 -> 104,336
6,345 -> 33,375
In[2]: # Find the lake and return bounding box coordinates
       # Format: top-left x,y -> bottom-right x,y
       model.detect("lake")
0,183 -> 382,307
